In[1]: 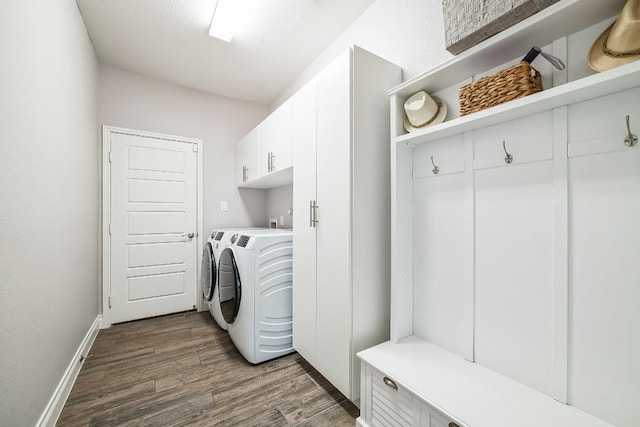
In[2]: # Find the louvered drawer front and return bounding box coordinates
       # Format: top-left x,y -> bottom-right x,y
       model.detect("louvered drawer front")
371,369 -> 416,427
429,406 -> 456,427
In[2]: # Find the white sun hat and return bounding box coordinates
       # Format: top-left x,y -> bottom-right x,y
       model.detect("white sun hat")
403,91 -> 448,132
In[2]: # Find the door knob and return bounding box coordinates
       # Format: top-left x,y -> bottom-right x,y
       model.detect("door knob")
187,232 -> 195,239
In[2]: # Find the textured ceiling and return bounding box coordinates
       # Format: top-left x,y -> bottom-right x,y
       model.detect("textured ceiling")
76,0 -> 375,105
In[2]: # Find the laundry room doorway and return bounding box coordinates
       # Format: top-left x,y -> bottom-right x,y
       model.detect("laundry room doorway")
102,126 -> 203,326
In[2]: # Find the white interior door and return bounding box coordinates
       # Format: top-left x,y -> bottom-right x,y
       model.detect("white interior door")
108,130 -> 198,323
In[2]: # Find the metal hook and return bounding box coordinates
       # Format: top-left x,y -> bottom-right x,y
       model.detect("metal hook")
502,141 -> 513,164
430,156 -> 440,175
624,115 -> 637,147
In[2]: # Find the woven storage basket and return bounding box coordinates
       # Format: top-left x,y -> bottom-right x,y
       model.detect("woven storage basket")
458,61 -> 542,116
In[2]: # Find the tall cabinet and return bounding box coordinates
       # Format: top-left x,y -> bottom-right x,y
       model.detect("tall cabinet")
293,46 -> 401,402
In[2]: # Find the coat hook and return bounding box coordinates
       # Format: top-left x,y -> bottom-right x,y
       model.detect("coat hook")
430,155 -> 440,175
624,115 -> 637,147
502,141 -> 513,164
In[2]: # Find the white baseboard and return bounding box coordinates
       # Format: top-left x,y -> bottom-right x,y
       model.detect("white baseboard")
36,315 -> 102,427
355,417 -> 370,427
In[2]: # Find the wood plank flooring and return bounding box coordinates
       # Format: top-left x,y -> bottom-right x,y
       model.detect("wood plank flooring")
57,311 -> 359,426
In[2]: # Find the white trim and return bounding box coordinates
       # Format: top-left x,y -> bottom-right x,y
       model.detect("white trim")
355,417 -> 370,427
101,125 -> 204,327
36,315 -> 101,427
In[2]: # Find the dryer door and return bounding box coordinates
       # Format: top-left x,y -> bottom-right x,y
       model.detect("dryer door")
200,242 -> 215,301
219,247 -> 241,324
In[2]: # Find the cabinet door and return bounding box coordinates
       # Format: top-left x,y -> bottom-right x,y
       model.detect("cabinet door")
236,127 -> 260,185
315,49 -> 352,398
292,79 -> 318,365
260,97 -> 293,175
568,148 -> 640,427
474,114 -> 555,396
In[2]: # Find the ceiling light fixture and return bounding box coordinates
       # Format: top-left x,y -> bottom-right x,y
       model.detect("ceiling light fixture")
208,0 -> 240,42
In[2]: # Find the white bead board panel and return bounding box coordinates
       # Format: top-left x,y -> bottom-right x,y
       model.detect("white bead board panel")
567,87 -> 640,427
474,159 -> 554,396
413,135 -> 469,359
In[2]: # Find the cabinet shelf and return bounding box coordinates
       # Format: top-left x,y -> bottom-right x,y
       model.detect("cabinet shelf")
396,60 -> 640,147
389,0 -> 625,100
237,166 -> 292,189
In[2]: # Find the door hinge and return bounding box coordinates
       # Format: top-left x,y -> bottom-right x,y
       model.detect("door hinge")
108,151 -> 112,163
192,144 -> 198,152
108,296 -> 112,308
108,223 -> 111,235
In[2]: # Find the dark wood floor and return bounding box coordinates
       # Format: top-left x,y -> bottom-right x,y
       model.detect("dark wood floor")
57,311 -> 358,426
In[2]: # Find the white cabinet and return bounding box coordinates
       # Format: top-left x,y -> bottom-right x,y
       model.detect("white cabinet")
260,97 -> 293,176
235,127 -> 260,186
358,361 -> 460,427
291,78 -> 317,366
293,46 -> 401,402
235,90 -> 294,189
357,1 -> 639,426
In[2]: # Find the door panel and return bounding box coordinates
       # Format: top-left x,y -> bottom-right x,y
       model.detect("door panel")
110,132 -> 197,323
292,78 -> 318,365
315,49 -> 352,397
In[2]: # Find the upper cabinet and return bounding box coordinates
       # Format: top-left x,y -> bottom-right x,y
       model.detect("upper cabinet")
235,127 -> 260,186
259,97 -> 293,176
235,88 -> 296,189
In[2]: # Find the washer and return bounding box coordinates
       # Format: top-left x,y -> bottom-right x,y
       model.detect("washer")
207,228 -> 269,330
218,229 -> 294,364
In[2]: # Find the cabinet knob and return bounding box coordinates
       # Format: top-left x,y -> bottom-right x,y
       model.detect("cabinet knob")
449,423 -> 460,427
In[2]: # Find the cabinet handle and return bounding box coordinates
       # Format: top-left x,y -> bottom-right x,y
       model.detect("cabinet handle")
382,376 -> 398,390
624,115 -> 637,147
448,423 -> 460,427
502,140 -> 513,164
309,201 -> 318,227
242,165 -> 248,182
313,202 -> 318,226
271,152 -> 276,171
267,153 -> 272,172
309,200 -> 314,227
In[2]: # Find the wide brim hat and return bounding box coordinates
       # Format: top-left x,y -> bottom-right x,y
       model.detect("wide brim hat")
403,91 -> 447,133
588,0 -> 640,72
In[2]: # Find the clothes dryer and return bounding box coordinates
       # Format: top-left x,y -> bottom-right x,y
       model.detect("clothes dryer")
218,230 -> 294,364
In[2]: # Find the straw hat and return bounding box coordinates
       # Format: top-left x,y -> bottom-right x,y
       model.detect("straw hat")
403,91 -> 447,132
588,0 -> 640,72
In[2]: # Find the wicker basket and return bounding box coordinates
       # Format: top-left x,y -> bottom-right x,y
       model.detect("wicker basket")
458,62 -> 542,116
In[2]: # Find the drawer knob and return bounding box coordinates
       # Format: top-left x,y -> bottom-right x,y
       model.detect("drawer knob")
383,376 -> 398,390
449,423 -> 460,427
430,155 -> 440,175
624,115 -> 637,147
502,140 -> 513,164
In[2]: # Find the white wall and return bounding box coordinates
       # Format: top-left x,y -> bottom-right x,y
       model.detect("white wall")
266,184 -> 294,229
98,66 -> 270,234
272,0 -> 452,110
0,1 -> 99,425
